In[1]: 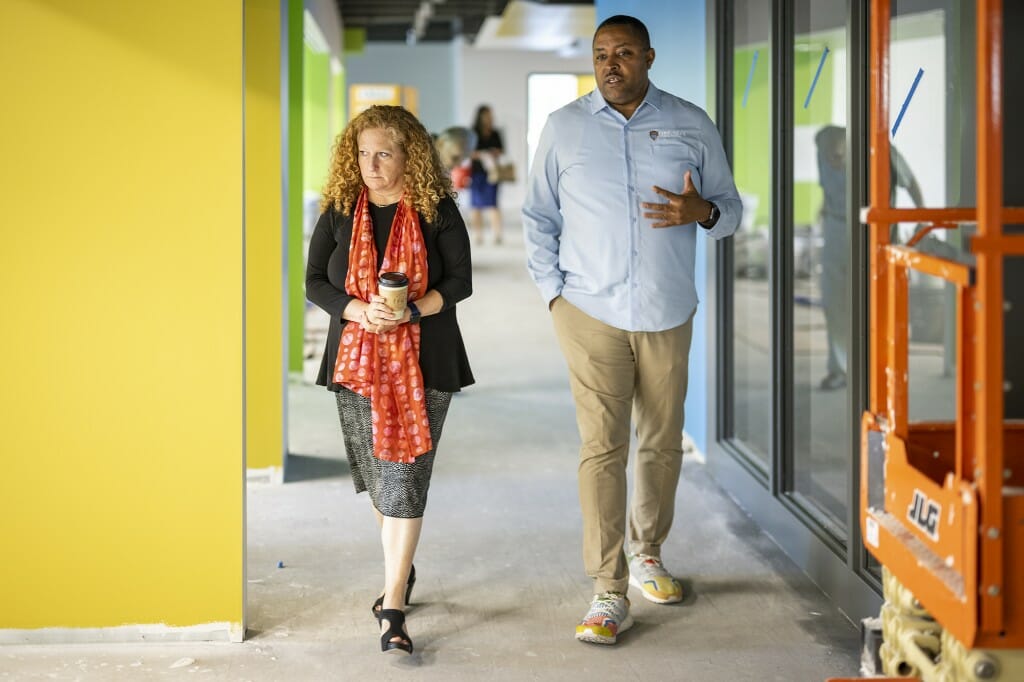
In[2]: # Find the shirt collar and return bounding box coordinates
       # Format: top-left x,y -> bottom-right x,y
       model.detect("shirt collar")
589,81 -> 663,115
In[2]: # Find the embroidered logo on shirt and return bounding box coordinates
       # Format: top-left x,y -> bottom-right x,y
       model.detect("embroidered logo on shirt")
649,130 -> 659,141
649,129 -> 686,140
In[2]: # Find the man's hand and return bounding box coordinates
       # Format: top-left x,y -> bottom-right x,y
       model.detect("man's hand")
642,170 -> 713,228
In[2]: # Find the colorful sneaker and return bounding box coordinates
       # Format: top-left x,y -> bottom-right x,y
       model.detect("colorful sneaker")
575,592 -> 634,645
628,554 -> 683,604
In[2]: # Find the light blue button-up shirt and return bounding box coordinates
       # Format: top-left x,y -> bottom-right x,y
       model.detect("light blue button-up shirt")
523,83 -> 742,332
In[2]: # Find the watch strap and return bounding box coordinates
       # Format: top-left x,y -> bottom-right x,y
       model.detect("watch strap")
700,202 -> 720,229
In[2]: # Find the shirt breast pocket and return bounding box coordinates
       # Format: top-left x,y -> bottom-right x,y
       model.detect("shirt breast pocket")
649,134 -> 702,195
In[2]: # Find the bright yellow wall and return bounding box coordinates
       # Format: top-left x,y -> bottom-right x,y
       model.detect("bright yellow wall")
0,0 -> 243,630
245,0 -> 284,471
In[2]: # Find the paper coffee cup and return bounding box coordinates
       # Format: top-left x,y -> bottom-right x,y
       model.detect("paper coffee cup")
378,272 -> 409,316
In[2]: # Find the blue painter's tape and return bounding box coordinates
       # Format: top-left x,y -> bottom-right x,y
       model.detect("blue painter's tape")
803,46 -> 830,109
742,50 -> 759,109
892,68 -> 924,137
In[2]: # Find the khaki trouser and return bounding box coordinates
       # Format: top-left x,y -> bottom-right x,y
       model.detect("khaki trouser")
551,297 -> 692,595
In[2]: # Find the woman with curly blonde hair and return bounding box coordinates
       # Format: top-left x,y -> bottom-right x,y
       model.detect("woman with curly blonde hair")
306,105 -> 474,656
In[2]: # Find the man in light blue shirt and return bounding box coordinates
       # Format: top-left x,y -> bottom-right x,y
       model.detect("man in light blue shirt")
523,14 -> 741,645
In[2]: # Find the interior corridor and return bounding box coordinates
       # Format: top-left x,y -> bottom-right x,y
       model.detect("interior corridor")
3,218 -> 860,680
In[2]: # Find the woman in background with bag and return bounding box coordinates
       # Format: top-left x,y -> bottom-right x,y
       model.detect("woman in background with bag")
469,104 -> 505,245
305,105 -> 474,655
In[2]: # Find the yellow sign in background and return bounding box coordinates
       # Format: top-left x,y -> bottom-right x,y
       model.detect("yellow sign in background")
349,83 -> 420,119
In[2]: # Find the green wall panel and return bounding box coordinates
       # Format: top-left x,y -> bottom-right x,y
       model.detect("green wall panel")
303,45 -> 330,194
733,45 -> 771,230
733,43 -> 836,229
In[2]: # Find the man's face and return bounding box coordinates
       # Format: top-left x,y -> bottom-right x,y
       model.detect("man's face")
592,25 -> 654,117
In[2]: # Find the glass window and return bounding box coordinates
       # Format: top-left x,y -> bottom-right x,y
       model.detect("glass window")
890,1 -> 975,212
890,0 -> 976,421
908,274 -> 957,423
790,0 -> 849,528
730,0 -> 773,464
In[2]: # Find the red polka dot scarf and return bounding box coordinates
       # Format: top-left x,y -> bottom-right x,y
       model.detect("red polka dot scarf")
333,188 -> 431,463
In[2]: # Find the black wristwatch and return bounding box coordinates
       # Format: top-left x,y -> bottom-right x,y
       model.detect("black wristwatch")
407,301 -> 421,324
700,202 -> 720,229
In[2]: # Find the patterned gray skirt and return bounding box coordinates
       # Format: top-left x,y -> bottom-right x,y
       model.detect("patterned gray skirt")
334,386 -> 452,518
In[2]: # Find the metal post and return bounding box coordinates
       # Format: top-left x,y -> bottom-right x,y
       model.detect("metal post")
975,0 -> 1005,635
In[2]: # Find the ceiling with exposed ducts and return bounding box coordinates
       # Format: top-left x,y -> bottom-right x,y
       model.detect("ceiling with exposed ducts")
336,0 -> 594,44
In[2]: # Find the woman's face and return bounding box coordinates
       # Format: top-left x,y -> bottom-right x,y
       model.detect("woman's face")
357,127 -> 407,200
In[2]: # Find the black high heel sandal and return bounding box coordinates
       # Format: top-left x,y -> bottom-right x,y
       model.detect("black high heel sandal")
371,564 -> 416,621
379,609 -> 413,655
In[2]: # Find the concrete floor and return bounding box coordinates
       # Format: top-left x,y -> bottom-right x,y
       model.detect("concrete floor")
1,224 -> 862,680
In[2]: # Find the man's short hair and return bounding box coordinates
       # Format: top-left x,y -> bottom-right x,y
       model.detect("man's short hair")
595,15 -> 651,50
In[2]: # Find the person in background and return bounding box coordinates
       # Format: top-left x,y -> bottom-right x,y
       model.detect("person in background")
305,105 -> 474,656
523,15 -> 741,645
814,124 -> 923,390
434,125 -> 475,192
469,104 -> 504,245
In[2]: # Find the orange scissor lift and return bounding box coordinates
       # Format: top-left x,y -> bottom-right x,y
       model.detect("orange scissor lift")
847,0 -> 1024,680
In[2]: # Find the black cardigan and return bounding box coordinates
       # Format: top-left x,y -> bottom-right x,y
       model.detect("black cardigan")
471,129 -> 503,175
305,196 -> 475,393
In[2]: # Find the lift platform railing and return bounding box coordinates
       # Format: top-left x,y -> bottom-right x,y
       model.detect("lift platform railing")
861,0 -> 1024,658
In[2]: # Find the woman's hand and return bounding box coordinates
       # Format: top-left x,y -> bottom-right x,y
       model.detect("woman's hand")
361,294 -> 402,334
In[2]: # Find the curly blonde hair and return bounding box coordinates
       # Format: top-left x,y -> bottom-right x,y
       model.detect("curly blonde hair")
320,105 -> 454,223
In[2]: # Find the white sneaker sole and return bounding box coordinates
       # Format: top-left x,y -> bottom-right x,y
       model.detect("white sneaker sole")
575,613 -> 634,645
629,574 -> 683,604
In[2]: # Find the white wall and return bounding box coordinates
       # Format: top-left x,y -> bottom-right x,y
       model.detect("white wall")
459,46 -> 593,210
